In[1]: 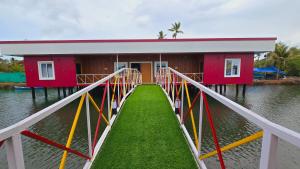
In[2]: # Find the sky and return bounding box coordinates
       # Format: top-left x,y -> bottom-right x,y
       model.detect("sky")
0,0 -> 300,48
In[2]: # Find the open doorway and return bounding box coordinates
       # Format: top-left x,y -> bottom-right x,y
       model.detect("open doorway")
130,62 -> 152,83
76,63 -> 82,74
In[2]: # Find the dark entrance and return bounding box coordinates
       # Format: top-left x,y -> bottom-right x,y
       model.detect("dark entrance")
130,63 -> 141,72
76,63 -> 82,74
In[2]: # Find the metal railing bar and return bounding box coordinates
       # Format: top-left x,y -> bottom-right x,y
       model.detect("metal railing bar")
168,67 -> 300,148
0,68 -> 126,141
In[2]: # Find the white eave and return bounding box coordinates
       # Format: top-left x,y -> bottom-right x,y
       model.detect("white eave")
0,38 -> 276,55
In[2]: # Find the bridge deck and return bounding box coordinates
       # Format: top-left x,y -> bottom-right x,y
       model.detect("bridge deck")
91,85 -> 198,169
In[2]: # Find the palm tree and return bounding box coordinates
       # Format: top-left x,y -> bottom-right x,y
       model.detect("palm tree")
268,43 -> 290,70
157,31 -> 167,39
168,22 -> 183,39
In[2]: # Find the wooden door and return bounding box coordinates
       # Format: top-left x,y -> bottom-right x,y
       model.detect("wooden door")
141,63 -> 151,83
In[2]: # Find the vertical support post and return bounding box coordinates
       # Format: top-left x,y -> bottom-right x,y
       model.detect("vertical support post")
180,79 -> 184,124
224,85 -> 226,93
123,75 -> 126,96
85,93 -> 92,158
259,130 -> 278,169
198,91 -> 204,156
44,87 -> 48,99
236,84 -> 239,96
6,134 -> 25,169
172,73 -> 175,103
219,85 -> 223,94
242,84 -> 246,97
106,81 -> 111,123
63,88 -> 67,97
167,69 -> 171,95
117,76 -> 120,108
214,85 -> 218,92
31,87 -> 36,99
57,88 -> 61,98
159,53 -> 162,85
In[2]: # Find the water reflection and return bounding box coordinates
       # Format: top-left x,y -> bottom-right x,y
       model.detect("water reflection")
0,85 -> 300,169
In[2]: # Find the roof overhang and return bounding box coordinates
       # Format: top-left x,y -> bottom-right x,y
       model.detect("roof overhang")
0,38 -> 276,55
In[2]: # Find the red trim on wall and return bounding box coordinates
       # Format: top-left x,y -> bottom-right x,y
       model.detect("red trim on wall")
24,55 -> 77,87
0,37 -> 277,44
203,53 -> 254,85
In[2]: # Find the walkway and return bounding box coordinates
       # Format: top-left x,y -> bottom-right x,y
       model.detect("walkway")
91,85 -> 198,169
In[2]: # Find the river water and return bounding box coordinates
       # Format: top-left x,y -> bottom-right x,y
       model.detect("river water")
0,85 -> 300,169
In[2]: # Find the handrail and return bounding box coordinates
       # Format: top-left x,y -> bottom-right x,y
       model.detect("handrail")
0,68 -> 142,169
158,67 -> 300,169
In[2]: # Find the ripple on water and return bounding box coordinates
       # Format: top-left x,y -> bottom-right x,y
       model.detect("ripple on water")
1,85 -> 300,169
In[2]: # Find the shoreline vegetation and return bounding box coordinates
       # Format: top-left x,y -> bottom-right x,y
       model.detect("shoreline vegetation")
0,82 -> 26,89
253,77 -> 300,85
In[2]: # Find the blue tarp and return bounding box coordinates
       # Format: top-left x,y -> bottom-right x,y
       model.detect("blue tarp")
253,66 -> 286,75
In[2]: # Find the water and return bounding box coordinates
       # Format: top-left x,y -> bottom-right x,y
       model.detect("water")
183,85 -> 300,169
0,88 -> 108,169
0,85 -> 300,169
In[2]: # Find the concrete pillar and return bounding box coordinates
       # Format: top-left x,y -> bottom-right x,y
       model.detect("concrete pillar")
57,88 -> 61,98
236,84 -> 239,96
63,88 -> 67,97
44,87 -> 48,99
242,84 -> 247,97
31,87 -> 36,99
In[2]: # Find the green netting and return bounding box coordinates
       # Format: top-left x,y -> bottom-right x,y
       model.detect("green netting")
0,72 -> 26,83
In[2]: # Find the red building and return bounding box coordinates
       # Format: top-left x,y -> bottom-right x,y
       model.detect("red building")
0,38 -> 276,88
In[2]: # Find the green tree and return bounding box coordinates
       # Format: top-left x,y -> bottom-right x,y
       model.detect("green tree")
157,31 -> 167,39
267,42 -> 290,70
168,22 -> 183,39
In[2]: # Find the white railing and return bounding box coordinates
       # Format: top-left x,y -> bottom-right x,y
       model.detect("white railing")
77,74 -> 109,84
155,68 -> 203,83
158,67 -> 300,169
77,69 -> 142,85
0,68 -> 142,169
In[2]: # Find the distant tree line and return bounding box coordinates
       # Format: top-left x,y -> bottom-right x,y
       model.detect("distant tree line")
0,58 -> 24,72
255,43 -> 300,76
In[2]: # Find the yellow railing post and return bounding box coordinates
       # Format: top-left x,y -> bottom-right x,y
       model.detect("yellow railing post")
109,77 -> 119,118
184,80 -> 199,148
59,94 -> 86,169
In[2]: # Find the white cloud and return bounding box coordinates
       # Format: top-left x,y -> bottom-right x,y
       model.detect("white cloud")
0,0 -> 299,46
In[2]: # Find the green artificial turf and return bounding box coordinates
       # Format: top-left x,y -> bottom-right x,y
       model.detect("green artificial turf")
91,85 -> 198,169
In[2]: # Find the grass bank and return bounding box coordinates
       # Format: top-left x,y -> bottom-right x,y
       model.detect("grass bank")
254,77 -> 300,85
91,85 -> 198,169
0,82 -> 26,89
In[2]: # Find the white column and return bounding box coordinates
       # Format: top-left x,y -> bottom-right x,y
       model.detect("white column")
123,74 -> 126,96
180,79 -> 185,124
172,73 -> 175,103
6,134 -> 25,169
85,93 -> 92,158
198,92 -> 204,156
168,69 -> 171,95
159,53 -> 162,83
117,54 -> 120,107
259,130 -> 278,169
106,81 -> 111,123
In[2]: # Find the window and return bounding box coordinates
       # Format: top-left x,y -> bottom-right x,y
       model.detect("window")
224,58 -> 241,77
154,61 -> 168,76
38,61 -> 55,80
114,62 -> 128,71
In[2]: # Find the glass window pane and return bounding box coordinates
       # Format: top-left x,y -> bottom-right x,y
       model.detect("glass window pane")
232,65 -> 238,75
47,64 -> 53,78
226,60 -> 232,75
41,64 -> 47,78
